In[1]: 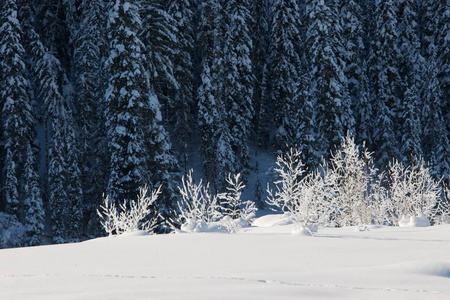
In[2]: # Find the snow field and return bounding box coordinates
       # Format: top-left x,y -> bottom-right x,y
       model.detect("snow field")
1,215 -> 450,300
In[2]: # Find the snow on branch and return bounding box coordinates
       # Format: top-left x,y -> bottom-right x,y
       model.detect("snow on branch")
267,147 -> 331,235
97,186 -> 161,235
218,173 -> 256,222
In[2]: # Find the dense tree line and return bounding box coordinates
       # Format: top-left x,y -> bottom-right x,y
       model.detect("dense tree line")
0,0 -> 448,246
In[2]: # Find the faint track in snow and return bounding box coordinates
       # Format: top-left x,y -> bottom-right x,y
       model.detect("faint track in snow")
2,273 -> 449,296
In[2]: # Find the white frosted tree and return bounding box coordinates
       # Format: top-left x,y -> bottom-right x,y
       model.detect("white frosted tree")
267,147 -> 331,235
326,135 -> 378,228
98,186 -> 162,235
218,173 -> 256,222
387,159 -> 442,225
176,169 -> 222,225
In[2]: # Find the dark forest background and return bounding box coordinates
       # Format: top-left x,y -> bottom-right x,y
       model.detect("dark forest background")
0,0 -> 448,245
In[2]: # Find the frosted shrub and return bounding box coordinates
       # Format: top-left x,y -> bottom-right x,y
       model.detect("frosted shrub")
369,173 -> 392,226
387,159 -> 441,225
218,173 -> 257,222
433,183 -> 450,224
176,170 -> 257,233
327,136 -> 378,228
267,147 -> 331,235
177,169 -> 222,225
97,186 -> 161,235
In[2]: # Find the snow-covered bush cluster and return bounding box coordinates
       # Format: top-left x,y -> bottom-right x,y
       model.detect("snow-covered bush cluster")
267,135 -> 449,235
96,136 -> 448,238
97,186 -> 161,236
98,171 -> 256,235
175,170 -> 256,233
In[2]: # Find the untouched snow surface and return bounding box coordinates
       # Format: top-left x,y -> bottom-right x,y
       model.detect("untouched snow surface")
1,215 -> 450,300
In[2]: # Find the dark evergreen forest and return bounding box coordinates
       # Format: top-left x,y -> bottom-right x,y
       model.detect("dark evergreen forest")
0,0 -> 448,246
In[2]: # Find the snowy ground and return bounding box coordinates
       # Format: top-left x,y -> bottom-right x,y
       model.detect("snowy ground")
1,215 -> 450,300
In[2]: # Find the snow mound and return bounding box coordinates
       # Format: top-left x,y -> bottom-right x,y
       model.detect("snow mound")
180,217 -> 250,233
399,261 -> 450,278
117,230 -> 151,238
398,214 -> 431,227
251,214 -> 293,227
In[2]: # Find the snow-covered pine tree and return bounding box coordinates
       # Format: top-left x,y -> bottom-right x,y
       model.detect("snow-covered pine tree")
367,0 -> 401,168
197,0 -> 230,190
339,0 -> 364,106
433,1 -> 450,138
418,0 -> 437,60
73,0 -> 108,232
397,0 -> 423,83
421,53 -> 450,180
1,1 -> 45,246
355,62 -> 373,147
397,0 -> 424,165
105,0 -> 151,203
269,0 -> 302,148
23,144 -> 44,246
304,0 -> 354,161
400,81 -> 422,164
222,0 -> 254,179
141,1 -> 178,112
106,0 -> 178,217
35,0 -> 71,71
197,0 -> 222,65
39,55 -> 70,243
65,120 -> 84,240
1,0 -> 26,218
197,63 -> 221,187
168,0 -> 195,173
250,0 -> 270,149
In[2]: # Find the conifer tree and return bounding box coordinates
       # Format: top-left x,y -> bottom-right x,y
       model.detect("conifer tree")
23,144 -> 44,246
400,81 -> 422,164
198,63 -> 220,187
1,0 -> 26,218
421,54 -> 450,180
339,0 -> 364,104
168,0 -> 195,172
434,1 -> 449,135
222,0 -> 254,178
73,0 -> 108,228
367,0 -> 401,167
250,0 -> 270,148
397,0 -> 423,165
269,0 -> 302,148
1,1 -> 45,245
36,0 -> 70,71
141,1 -> 178,110
304,0 -> 353,161
38,53 -> 72,243
197,0 -> 228,189
105,0 -> 151,202
355,63 -> 373,147
105,0 -> 178,213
